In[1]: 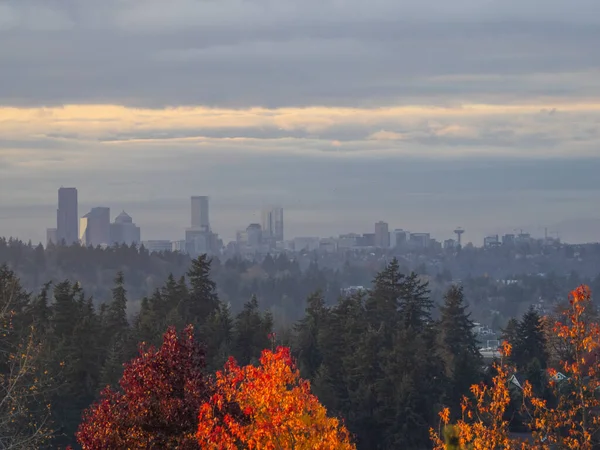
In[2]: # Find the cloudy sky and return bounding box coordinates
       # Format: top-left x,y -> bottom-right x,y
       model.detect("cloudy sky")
1,0 -> 600,244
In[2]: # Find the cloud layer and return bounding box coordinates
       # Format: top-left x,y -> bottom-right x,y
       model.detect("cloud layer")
1,0 -> 600,244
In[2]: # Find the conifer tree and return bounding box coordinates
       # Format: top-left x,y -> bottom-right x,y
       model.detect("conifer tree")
513,306 -> 547,371
233,295 -> 273,365
105,271 -> 129,338
436,285 -> 483,415
294,290 -> 326,379
185,255 -> 219,325
202,301 -> 234,372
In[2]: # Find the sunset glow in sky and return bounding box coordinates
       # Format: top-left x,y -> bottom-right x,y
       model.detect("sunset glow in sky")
1,0 -> 600,243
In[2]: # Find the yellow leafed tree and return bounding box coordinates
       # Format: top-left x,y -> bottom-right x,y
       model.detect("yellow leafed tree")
197,346 -> 355,450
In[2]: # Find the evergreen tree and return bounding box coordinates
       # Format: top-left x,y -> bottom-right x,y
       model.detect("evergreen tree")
104,272 -> 129,339
294,290 -> 327,379
513,306 -> 548,370
233,295 -> 273,365
436,285 -> 483,415
185,255 -> 219,325
202,301 -> 234,372
366,258 -> 405,327
399,271 -> 433,331
501,318 -> 519,348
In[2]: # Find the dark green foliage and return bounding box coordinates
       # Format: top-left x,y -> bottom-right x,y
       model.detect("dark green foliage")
295,258 -> 446,450
4,247 -> 569,449
436,285 -> 484,415
513,307 -> 548,370
232,295 -> 273,366
184,255 -> 219,325
293,290 -> 326,379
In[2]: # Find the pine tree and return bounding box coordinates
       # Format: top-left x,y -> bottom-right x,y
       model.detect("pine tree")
294,290 -> 326,379
233,295 -> 273,365
366,258 -> 405,327
501,318 -> 519,348
105,272 -> 129,339
202,301 -> 234,372
513,306 -> 547,370
399,271 -> 433,331
436,285 -> 483,415
185,255 -> 219,325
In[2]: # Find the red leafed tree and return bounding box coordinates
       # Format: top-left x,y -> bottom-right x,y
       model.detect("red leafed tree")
77,325 -> 210,449
197,346 -> 355,449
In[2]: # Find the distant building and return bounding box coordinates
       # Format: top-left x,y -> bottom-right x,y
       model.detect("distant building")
484,235 -> 500,248
374,221 -> 390,248
337,235 -> 358,249
57,187 -> 78,245
185,228 -> 210,255
443,238 -> 457,249
80,207 -> 110,247
262,206 -> 284,242
46,228 -> 58,246
410,233 -> 431,248
293,237 -> 320,252
191,196 -> 210,231
357,233 -> 375,247
142,240 -> 172,253
110,211 -> 141,246
171,240 -> 186,253
319,238 -> 337,253
246,223 -> 263,248
502,234 -> 515,246
391,229 -> 408,248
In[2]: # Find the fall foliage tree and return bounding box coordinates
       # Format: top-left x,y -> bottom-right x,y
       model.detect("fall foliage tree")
430,342 -> 529,450
524,285 -> 600,449
197,346 -> 355,449
76,325 -> 210,449
0,265 -> 54,449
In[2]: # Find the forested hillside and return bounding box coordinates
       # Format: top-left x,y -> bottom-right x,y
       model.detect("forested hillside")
4,249 -> 598,449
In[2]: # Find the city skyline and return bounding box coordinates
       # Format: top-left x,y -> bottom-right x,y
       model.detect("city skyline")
1,1 -> 599,249
11,186 -> 600,249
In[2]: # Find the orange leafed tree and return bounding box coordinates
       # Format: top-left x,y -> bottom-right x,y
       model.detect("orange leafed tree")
524,285 -> 600,450
197,346 -> 355,450
430,342 -> 529,450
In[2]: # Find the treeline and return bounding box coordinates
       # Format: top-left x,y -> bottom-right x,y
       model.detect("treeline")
4,236 -> 600,332
2,248 -> 599,448
0,238 -> 351,325
2,255 -> 487,449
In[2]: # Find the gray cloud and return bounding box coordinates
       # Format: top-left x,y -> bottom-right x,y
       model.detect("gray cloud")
0,0 -> 599,107
2,0 -> 600,245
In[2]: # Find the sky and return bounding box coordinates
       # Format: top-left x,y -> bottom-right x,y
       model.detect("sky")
1,0 -> 600,245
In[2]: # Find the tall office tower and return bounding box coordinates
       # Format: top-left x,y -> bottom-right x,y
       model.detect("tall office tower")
57,187 -> 78,245
110,211 -> 141,246
191,196 -> 210,231
80,207 -> 110,247
374,221 -> 390,248
261,206 -> 284,242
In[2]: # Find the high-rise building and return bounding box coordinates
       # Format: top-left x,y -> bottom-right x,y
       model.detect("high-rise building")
80,207 -> 110,247
191,196 -> 210,231
374,221 -> 390,248
261,206 -> 284,242
110,211 -> 141,246
246,223 -> 263,248
57,187 -> 78,245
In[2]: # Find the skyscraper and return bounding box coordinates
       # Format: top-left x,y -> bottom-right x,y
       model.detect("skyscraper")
191,196 -> 210,231
261,206 -> 284,242
374,221 -> 390,248
57,187 -> 78,245
110,211 -> 141,246
80,207 -> 110,247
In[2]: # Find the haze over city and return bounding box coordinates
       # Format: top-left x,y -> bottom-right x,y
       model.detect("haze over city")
1,0 -> 600,244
